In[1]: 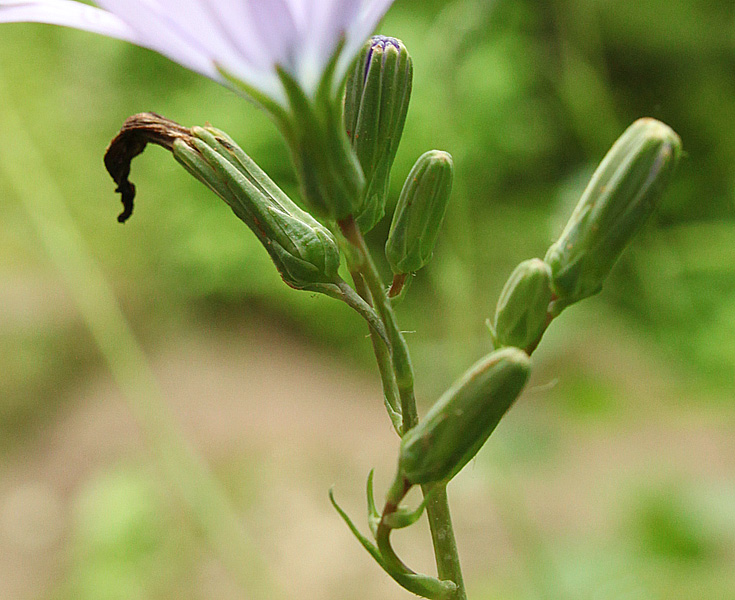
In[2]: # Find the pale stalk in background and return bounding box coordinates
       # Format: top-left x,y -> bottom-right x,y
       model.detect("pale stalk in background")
0,73 -> 282,599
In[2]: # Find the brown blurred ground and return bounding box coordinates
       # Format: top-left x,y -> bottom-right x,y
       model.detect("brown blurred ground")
2,277 -> 734,600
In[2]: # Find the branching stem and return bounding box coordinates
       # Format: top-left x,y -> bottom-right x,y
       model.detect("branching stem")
339,216 -> 468,600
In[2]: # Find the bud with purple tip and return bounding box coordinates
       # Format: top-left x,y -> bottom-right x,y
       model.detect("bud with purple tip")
344,36 -> 413,231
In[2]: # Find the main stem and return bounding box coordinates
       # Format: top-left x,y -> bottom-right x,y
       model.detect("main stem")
423,483 -> 465,591
340,217 -> 468,600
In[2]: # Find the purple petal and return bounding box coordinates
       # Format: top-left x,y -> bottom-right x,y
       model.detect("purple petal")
97,0 -> 288,102
0,0 -> 398,104
337,0 -> 396,87
0,0 -> 223,82
0,0 -> 140,40
297,0 -> 362,91
243,0 -> 300,70
93,0 -> 232,80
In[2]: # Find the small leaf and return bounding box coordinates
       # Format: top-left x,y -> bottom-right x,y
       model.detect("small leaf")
329,487 -> 385,567
366,470 -> 381,539
329,488 -> 456,600
382,496 -> 428,530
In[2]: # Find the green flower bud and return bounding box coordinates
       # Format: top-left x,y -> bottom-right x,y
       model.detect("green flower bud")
385,150 -> 453,274
398,348 -> 531,486
544,118 -> 682,310
494,259 -> 553,349
344,36 -> 413,232
104,113 -> 389,341
173,126 -> 342,290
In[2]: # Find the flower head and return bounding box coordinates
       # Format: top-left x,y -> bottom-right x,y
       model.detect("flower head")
0,0 -> 395,108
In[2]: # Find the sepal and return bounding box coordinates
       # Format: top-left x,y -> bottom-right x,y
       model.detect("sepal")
173,126 -> 342,289
276,49 -> 365,221
366,469 -> 381,539
329,487 -> 456,600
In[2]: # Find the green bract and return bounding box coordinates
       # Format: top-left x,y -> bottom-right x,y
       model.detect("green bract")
173,126 -> 342,290
344,36 -> 413,232
385,150 -> 453,274
544,118 -> 682,312
275,58 -> 365,222
494,259 -> 553,349
398,348 -> 531,486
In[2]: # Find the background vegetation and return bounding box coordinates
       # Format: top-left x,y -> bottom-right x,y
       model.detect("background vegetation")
0,0 -> 734,598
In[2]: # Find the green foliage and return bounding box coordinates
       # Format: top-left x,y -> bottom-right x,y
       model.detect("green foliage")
3,1 -> 732,384
54,467 -> 193,600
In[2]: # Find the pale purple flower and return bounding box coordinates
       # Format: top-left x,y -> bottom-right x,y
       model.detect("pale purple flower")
0,0 -> 396,107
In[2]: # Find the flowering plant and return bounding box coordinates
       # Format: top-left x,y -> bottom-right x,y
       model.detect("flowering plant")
0,2 -> 683,599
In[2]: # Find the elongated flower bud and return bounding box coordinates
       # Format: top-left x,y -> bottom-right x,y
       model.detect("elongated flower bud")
106,114 -> 387,342
344,36 -> 413,232
173,126 -> 342,289
398,348 -> 531,486
494,259 -> 553,349
385,150 -> 453,274
544,118 -> 682,311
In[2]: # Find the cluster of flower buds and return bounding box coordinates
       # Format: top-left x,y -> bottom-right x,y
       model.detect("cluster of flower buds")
489,117 -> 682,353
344,36 -> 413,232
97,25 -> 681,600
96,30 -> 684,600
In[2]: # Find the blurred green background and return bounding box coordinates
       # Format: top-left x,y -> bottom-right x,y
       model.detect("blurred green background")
1,0 -> 734,599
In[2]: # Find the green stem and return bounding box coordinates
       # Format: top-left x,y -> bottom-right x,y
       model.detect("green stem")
524,308 -> 556,356
312,280 -> 390,348
423,483 -> 467,598
0,74 -> 282,599
349,269 -> 403,433
339,217 -> 417,430
339,217 -> 467,599
388,272 -> 410,300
